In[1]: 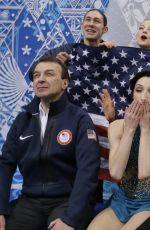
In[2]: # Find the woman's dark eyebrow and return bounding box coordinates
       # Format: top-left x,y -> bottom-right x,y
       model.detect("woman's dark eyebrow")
135,84 -> 142,86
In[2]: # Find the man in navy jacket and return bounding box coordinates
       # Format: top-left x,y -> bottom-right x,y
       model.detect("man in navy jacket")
0,56 -> 100,230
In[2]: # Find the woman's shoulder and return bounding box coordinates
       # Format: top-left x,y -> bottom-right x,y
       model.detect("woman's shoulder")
109,119 -> 124,128
108,119 -> 124,138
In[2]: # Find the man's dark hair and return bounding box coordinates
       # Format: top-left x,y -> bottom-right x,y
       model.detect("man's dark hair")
130,70 -> 150,92
83,9 -> 107,26
29,56 -> 70,81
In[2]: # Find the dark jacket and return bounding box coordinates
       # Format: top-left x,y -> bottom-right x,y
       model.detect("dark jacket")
44,43 -> 74,58
0,94 -> 100,228
43,40 -> 104,58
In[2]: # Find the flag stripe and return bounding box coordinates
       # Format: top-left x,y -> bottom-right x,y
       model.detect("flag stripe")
99,145 -> 109,159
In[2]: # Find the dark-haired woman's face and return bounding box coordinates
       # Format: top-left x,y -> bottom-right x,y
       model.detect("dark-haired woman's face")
133,76 -> 150,102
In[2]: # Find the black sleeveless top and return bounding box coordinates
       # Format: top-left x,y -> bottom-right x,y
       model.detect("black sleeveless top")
120,127 -> 150,199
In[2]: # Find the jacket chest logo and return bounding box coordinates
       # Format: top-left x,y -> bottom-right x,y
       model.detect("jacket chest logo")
57,129 -> 72,145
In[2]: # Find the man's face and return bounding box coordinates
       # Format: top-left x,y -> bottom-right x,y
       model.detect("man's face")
136,20 -> 150,49
33,62 -> 68,102
81,10 -> 108,43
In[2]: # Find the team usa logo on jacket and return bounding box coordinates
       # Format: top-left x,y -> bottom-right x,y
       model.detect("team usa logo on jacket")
57,129 -> 72,145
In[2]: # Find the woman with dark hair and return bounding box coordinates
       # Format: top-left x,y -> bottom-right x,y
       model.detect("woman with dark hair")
88,70 -> 150,229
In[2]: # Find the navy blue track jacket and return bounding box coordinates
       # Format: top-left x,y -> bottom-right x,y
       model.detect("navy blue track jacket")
43,40 -> 105,59
0,93 -> 100,228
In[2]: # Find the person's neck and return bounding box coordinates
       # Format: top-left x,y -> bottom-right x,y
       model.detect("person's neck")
40,93 -> 63,113
83,38 -> 102,47
138,44 -> 150,49
40,101 -> 49,113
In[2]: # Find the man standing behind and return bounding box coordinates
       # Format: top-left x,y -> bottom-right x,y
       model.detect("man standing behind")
0,57 -> 100,230
44,9 -> 112,62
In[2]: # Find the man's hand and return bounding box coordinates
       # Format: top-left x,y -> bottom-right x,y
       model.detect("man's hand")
48,218 -> 74,230
56,52 -> 71,63
99,89 -> 116,122
0,215 -> 5,230
98,41 -> 114,49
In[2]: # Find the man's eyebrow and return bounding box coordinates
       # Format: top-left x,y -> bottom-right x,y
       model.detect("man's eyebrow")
44,69 -> 55,72
33,70 -> 39,74
85,16 -> 101,20
33,69 -> 55,73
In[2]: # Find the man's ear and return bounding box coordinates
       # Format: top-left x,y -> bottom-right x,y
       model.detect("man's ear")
103,26 -> 108,34
81,23 -> 84,34
62,79 -> 69,90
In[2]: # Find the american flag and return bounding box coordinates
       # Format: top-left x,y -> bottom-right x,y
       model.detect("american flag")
87,129 -> 97,141
66,44 -> 150,181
